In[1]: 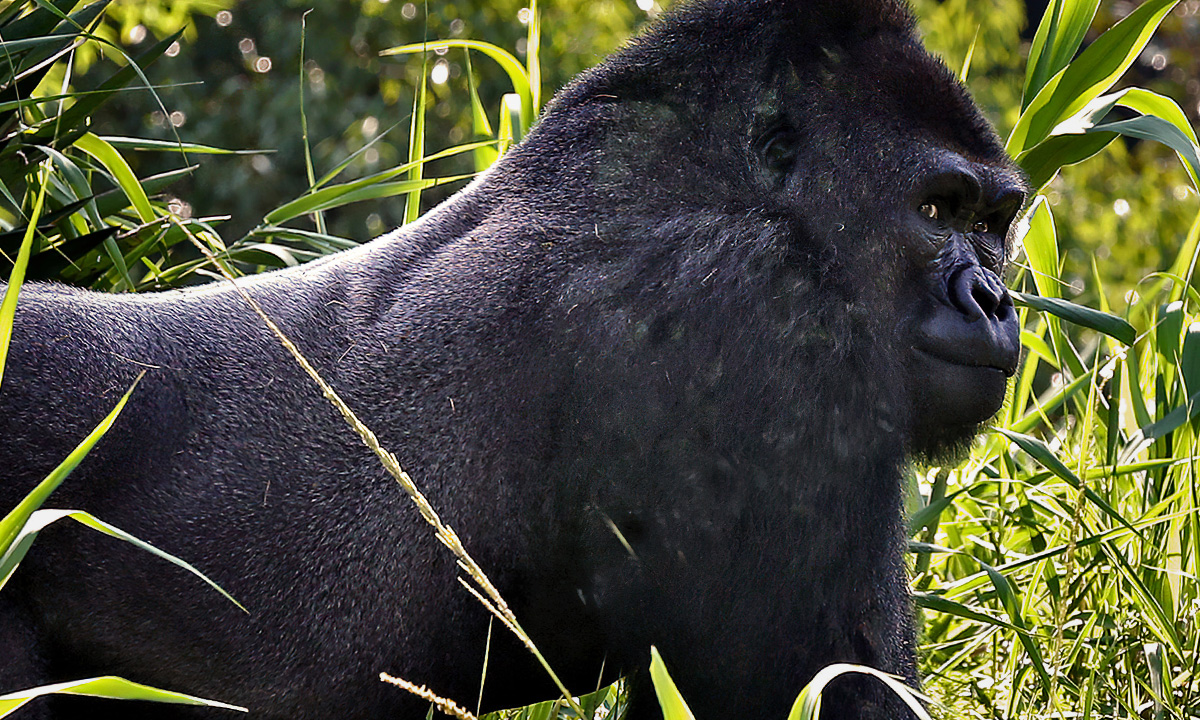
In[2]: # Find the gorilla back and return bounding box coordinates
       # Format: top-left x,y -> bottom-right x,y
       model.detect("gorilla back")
0,0 -> 1025,717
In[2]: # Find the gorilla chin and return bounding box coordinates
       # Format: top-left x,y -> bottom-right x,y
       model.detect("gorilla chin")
908,347 -> 1012,457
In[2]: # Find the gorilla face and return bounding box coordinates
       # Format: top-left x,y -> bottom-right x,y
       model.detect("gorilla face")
903,158 -> 1024,452
738,22 -> 1029,455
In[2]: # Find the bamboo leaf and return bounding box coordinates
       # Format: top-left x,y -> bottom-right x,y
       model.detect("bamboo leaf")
1006,0 -> 1178,155
1013,291 -> 1136,345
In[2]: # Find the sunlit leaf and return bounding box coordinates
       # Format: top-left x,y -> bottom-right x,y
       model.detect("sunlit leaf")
0,676 -> 245,717
1013,291 -> 1136,345
649,647 -> 695,720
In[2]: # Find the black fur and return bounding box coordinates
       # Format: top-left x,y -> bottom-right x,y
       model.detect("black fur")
0,0 -> 1025,718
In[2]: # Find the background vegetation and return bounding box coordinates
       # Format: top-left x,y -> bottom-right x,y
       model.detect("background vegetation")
2,0 -> 1200,718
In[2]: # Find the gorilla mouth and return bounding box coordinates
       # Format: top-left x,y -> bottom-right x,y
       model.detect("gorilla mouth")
911,345 -> 1015,377
910,347 -> 1011,429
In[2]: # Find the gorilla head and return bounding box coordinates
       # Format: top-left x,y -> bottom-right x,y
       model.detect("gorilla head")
0,0 -> 1024,719
537,0 -> 1024,451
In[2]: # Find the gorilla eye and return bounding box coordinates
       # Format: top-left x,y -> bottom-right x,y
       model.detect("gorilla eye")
919,202 -> 939,220
973,220 -> 989,233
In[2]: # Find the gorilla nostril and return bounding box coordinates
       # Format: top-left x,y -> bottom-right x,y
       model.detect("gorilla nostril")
995,295 -> 1014,321
950,266 -> 1007,320
972,283 -> 1000,316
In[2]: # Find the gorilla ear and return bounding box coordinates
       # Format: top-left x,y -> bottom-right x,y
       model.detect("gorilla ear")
752,63 -> 803,184
756,123 -> 800,181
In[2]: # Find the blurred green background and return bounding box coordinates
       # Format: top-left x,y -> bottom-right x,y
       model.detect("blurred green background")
76,0 -> 1200,304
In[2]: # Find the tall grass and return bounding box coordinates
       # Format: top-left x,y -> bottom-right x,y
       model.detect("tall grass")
914,0 -> 1200,717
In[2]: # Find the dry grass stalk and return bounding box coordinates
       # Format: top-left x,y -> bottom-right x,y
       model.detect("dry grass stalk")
180,224 -> 585,716
379,673 -> 478,720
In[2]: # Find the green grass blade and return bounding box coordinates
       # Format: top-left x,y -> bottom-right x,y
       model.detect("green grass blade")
1087,115 -> 1200,191
404,48 -> 428,224
1019,196 -> 1061,300
73,132 -> 155,223
1112,87 -> 1200,144
1013,291 -> 1136,345
1011,366 -> 1096,433
786,664 -> 932,720
310,118 -> 406,189
1167,210 -> 1200,304
250,227 -> 358,252
94,166 -> 198,219
0,507 -> 244,610
38,145 -> 104,225
0,161 -> 50,389
649,647 -> 695,720
0,372 -> 142,555
981,563 -> 1051,690
1103,545 -> 1185,659
1,0 -> 78,45
1017,131 -> 1116,191
264,142 -> 490,225
1177,320 -> 1200,394
297,10 -> 325,235
526,0 -> 541,124
265,175 -> 473,226
996,428 -> 1140,533
498,93 -> 521,151
465,50 -> 499,172
908,486 -> 969,534
381,39 -> 532,125
0,676 -> 246,716
26,29 -> 183,150
464,51 -> 493,137
100,136 -> 257,155
913,591 -> 1019,631
1138,390 -> 1200,440
100,232 -> 134,292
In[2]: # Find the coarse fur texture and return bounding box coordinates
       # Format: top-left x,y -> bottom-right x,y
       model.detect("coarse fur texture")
0,0 -> 1026,718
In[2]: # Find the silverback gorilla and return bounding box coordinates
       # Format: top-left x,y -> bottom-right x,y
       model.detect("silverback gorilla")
0,0 -> 1026,717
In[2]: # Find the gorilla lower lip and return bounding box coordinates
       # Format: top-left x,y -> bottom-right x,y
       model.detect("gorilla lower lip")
911,348 -> 1010,430
913,346 -> 1011,375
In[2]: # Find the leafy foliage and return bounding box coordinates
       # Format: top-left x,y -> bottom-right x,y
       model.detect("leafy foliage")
910,2 -> 1200,717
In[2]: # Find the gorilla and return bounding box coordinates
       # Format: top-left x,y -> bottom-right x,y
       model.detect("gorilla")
0,0 -> 1025,717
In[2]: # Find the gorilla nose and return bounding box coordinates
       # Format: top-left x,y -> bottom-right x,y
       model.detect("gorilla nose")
915,264 -> 1021,376
949,265 -> 1013,322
